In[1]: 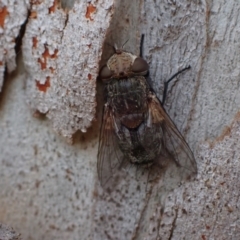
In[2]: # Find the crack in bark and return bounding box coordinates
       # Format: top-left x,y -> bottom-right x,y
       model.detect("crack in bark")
15,9 -> 30,56
156,206 -> 164,240
62,12 -> 69,33
168,207 -> 179,240
131,184 -> 154,240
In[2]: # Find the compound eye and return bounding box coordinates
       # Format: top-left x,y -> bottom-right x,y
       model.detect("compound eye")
132,57 -> 149,75
99,65 -> 113,80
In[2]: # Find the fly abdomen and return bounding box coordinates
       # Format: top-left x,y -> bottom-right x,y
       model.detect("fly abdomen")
127,128 -> 154,165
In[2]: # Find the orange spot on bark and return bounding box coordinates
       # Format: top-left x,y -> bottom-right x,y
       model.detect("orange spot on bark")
0,61 -> 3,66
30,11 -> 37,19
49,67 -> 55,73
32,37 -> 38,48
49,0 -> 58,13
35,77 -> 51,92
41,48 -> 58,60
88,73 -> 92,80
38,58 -> 46,70
38,47 -> 58,70
0,6 -> 9,28
85,4 -> 96,20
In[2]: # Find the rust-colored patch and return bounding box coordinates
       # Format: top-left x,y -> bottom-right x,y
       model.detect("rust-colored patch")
32,37 -> 38,48
215,126 -> 231,142
85,3 -> 96,21
88,73 -> 92,80
0,61 -> 3,66
0,6 -> 9,28
30,11 -> 37,19
201,235 -> 206,240
38,58 -> 46,69
205,225 -> 210,230
49,66 -> 55,73
49,0 -> 58,13
38,47 -> 58,70
45,48 -> 58,58
35,77 -> 51,92
208,111 -> 240,149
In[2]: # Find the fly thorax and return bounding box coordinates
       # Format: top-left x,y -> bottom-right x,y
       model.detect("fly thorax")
107,52 -> 137,77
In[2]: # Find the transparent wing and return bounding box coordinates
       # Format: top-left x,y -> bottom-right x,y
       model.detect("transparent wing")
148,92 -> 197,176
97,104 -> 125,189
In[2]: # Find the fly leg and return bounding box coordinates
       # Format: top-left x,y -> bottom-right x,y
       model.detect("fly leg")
140,34 -> 150,79
140,34 -> 145,58
162,65 -> 191,105
140,34 -> 191,105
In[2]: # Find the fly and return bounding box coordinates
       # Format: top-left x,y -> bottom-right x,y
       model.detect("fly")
97,36 -> 197,189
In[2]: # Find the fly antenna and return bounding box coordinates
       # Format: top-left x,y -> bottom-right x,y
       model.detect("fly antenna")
140,34 -> 144,57
121,38 -> 129,49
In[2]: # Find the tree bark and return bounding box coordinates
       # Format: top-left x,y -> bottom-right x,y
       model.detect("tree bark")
0,0 -> 239,239
0,223 -> 21,240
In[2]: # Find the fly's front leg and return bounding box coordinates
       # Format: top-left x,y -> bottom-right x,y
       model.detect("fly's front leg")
162,65 -> 191,106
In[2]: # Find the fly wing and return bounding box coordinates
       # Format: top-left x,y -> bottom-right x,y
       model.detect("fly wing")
148,92 -> 197,176
97,104 -> 125,189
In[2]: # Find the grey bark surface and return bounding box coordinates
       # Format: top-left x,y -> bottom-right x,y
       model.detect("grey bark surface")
0,0 -> 28,91
0,0 -> 239,240
0,223 -> 21,240
22,0 -> 114,139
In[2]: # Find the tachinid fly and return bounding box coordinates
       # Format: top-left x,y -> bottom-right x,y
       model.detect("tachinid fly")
98,40 -> 197,189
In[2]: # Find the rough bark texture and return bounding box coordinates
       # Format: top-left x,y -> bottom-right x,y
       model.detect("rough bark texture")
0,0 -> 239,239
0,223 -> 21,240
22,0 -> 114,140
0,0 -> 29,91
